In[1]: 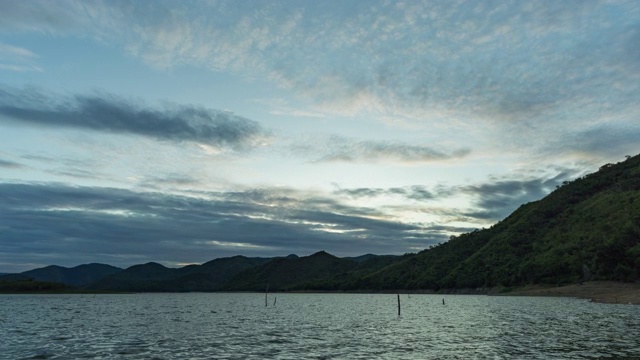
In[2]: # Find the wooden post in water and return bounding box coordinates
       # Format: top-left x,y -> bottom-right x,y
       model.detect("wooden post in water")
397,293 -> 401,316
265,284 -> 269,307
273,296 -> 277,306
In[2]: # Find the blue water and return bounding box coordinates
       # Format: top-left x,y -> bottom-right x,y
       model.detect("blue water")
1,293 -> 639,359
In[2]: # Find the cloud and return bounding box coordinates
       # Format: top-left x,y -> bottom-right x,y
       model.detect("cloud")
460,169 -> 581,221
335,185 -> 436,201
3,1 -> 638,160
557,124 -> 640,160
0,0 -> 86,33
0,158 -> 23,169
137,173 -> 203,190
292,135 -> 470,164
334,167 -> 583,223
0,87 -> 271,150
0,183 -> 440,271
103,1 -> 640,160
106,2 -> 638,112
0,42 -> 42,72
256,98 -> 326,119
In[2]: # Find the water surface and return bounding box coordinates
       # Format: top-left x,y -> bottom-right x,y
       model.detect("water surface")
1,293 -> 638,359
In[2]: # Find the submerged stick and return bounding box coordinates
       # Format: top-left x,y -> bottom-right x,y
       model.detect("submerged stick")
273,296 -> 277,306
397,293 -> 401,316
265,284 -> 269,307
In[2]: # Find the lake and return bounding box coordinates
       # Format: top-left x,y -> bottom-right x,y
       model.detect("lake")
1,293 -> 639,359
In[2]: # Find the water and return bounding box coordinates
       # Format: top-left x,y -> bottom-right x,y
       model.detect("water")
1,293 -> 639,359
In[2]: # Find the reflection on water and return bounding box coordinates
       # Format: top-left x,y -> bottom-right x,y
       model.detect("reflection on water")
1,293 -> 639,359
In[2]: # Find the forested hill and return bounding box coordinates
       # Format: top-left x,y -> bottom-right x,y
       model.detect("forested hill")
355,154 -> 640,290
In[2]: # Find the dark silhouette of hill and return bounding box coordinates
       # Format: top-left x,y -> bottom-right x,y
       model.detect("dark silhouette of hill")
0,279 -> 69,292
87,256 -> 272,291
2,253 -> 404,292
222,251 -> 361,291
0,263 -> 122,287
289,254 -> 412,291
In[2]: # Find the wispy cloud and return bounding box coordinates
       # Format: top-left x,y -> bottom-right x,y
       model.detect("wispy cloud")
0,42 -> 42,72
104,3 -> 638,110
0,158 -> 23,169
335,166 -> 582,223
0,0 -> 86,33
3,1 -> 639,159
292,135 -> 470,164
556,124 -> 640,161
459,168 -> 582,221
138,173 -> 203,189
117,1 -> 640,160
0,87 -> 271,150
335,185 -> 436,201
257,98 -> 326,119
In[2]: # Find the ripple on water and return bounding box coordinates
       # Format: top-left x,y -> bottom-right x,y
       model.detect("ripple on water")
1,294 -> 639,359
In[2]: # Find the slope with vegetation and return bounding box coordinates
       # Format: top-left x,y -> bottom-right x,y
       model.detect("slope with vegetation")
359,154 -> 640,290
223,251 -> 360,291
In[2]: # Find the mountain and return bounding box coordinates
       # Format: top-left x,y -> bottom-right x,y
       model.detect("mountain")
290,254 -> 411,291
0,263 -> 122,287
344,254 -> 379,262
223,251 -> 362,291
87,262 -> 175,291
86,253 -> 403,292
87,256 -> 271,291
358,154 -> 640,290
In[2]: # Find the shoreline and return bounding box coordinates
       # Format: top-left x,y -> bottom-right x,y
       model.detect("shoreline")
496,281 -> 640,305
2,281 -> 638,304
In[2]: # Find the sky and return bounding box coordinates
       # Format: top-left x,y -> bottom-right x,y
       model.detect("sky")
1,0 -> 639,272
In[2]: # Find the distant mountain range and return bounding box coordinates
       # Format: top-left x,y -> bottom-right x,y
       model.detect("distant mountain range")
0,253 -> 406,292
0,264 -> 122,287
87,256 -> 274,291
2,154 -> 639,292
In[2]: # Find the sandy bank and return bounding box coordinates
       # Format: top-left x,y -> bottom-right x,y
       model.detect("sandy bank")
499,281 -> 640,305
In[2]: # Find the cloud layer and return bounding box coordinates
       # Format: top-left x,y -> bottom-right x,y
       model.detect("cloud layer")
3,1 -> 639,159
335,167 -> 580,222
0,183 -> 441,271
0,42 -> 41,72
0,87 -> 270,150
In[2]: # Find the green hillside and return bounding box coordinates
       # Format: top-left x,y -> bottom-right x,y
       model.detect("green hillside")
360,154 -> 640,290
291,254 -> 412,291
223,251 -> 356,291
